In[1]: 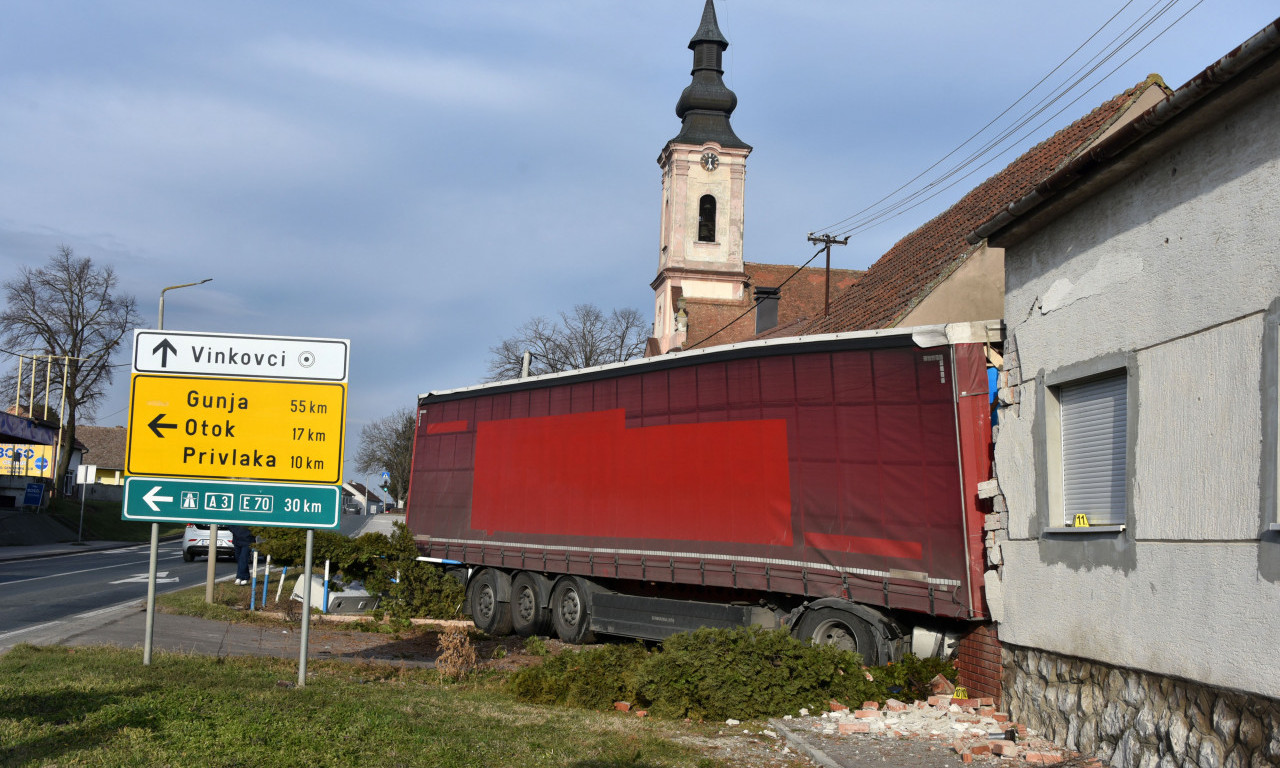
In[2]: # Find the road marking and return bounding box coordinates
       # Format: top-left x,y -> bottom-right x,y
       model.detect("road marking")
1,554 -> 187,585
0,621 -> 60,641
110,571 -> 179,585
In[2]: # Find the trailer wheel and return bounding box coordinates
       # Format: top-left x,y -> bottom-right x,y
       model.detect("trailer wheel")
510,572 -> 551,637
795,607 -> 889,666
549,577 -> 595,644
467,569 -> 512,636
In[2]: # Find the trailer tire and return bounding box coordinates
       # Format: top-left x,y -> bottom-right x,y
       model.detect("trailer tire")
549,577 -> 595,644
510,572 -> 552,637
795,606 -> 891,666
468,569 -> 512,636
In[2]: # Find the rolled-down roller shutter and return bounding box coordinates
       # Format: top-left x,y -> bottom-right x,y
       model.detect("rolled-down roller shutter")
1060,374 -> 1127,526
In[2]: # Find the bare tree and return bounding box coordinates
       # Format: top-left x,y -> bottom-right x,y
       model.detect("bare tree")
486,304 -> 648,381
1,246 -> 141,496
353,406 -> 416,506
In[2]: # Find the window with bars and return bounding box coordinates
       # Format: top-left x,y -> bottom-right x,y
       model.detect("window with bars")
1055,374 -> 1128,527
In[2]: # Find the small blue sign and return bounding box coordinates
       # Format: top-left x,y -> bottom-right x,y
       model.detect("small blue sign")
380,471 -> 390,482
34,457 -> 48,471
23,483 -> 44,506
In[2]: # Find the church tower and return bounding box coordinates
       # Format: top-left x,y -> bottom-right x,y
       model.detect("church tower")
650,0 -> 751,355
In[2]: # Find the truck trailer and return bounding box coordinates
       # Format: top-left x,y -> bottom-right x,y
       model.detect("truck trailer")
405,321 -> 998,665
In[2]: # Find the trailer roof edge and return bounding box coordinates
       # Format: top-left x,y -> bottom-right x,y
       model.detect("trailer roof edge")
420,319 -> 1001,402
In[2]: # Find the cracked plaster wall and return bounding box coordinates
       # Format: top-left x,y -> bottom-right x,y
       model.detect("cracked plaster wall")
993,80 -> 1280,700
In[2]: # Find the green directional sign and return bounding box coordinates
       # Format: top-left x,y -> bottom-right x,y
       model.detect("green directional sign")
122,476 -> 340,529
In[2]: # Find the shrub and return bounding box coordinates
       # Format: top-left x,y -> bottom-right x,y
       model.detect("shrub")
522,635 -> 549,656
870,653 -> 957,702
250,522 -> 464,619
638,626 -> 876,721
436,626 -> 478,681
507,643 -> 649,709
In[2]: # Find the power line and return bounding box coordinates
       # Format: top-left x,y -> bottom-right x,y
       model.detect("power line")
684,246 -> 826,351
811,0 -> 1200,242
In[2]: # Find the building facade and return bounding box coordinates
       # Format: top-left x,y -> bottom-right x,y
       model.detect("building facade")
975,21 -> 1280,768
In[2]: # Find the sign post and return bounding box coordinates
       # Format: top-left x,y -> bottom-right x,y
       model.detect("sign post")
125,329 -> 349,682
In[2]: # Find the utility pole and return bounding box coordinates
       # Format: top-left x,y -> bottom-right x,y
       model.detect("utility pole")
807,233 -> 850,318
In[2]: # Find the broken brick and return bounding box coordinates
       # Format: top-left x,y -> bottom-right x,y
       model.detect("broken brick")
885,699 -> 908,712
613,702 -> 630,712
970,744 -> 992,756
1025,753 -> 1063,764
861,701 -> 880,710
634,710 -> 648,718
854,710 -> 881,719
829,699 -> 849,712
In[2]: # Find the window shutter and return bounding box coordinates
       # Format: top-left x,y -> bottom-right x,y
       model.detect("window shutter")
1060,375 -> 1127,525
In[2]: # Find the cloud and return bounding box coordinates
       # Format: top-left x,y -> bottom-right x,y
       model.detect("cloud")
252,37 -> 552,112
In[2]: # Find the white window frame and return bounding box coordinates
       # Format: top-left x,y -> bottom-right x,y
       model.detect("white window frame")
1043,370 -> 1129,534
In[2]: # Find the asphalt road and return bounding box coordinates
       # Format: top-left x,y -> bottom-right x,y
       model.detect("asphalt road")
0,541 -> 238,651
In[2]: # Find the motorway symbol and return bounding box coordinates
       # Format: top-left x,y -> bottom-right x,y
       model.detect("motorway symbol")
112,571 -> 179,584
132,330 -> 349,382
122,477 -> 341,529
126,374 -> 345,484
142,486 -> 174,512
147,413 -> 178,438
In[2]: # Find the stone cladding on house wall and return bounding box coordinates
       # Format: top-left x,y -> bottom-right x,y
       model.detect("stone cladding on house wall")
1004,644 -> 1280,768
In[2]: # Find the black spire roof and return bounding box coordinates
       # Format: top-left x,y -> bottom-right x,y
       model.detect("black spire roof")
669,0 -> 750,150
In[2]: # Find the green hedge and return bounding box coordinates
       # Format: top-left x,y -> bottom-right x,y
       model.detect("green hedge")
507,626 -> 956,721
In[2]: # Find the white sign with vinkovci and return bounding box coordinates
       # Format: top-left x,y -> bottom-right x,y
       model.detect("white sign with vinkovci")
132,330 -> 349,382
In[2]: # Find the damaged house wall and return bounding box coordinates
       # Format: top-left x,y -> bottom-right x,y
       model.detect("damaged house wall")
980,24 -> 1280,768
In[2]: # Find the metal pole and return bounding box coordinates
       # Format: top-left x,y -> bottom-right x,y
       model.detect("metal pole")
143,522 -> 159,665
13,355 -> 22,413
298,529 -> 314,687
78,480 -> 86,542
250,550 -> 259,611
43,357 -> 51,420
28,356 -> 36,418
205,524 -> 218,603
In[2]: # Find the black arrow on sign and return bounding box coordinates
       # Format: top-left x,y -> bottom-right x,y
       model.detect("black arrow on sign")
152,338 -> 178,367
148,414 -> 177,438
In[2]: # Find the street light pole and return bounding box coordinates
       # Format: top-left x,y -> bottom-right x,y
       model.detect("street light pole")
143,277 -> 212,667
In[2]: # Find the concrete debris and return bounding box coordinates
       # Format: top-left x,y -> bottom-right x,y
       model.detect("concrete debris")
785,694 -> 1087,765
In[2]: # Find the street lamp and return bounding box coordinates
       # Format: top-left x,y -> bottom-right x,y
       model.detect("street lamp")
144,277 -> 212,667
158,278 -> 212,330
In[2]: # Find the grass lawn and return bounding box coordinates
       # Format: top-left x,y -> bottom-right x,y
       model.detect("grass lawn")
46,497 -> 184,542
0,645 -> 780,768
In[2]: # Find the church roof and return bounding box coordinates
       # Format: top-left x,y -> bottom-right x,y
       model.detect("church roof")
668,0 -> 750,150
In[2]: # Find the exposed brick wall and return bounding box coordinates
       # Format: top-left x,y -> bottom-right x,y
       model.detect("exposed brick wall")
954,622 -> 1003,706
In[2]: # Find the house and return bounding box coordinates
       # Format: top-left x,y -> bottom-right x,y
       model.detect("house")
971,19 -> 1280,768
74,425 -> 128,501
342,481 -> 384,514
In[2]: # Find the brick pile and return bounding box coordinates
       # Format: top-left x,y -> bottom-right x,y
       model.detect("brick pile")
782,695 -> 1098,765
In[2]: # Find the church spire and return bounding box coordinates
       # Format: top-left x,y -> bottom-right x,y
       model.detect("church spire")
670,0 -> 750,150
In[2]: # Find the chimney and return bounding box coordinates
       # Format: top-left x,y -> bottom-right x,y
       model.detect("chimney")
754,287 -> 780,334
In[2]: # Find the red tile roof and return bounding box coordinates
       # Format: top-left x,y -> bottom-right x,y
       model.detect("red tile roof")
802,76 -> 1169,335
682,262 -> 861,349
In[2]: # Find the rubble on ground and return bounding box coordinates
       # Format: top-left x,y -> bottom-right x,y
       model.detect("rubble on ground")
778,693 -> 1101,765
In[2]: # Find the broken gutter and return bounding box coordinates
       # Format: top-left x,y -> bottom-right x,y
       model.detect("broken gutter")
966,17 -> 1280,246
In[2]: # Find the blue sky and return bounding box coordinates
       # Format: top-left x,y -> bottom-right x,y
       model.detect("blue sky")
0,0 -> 1274,477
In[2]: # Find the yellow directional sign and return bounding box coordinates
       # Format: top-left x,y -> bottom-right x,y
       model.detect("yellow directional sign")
126,374 -> 345,484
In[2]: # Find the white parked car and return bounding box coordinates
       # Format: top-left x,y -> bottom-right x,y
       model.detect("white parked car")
181,524 -> 234,562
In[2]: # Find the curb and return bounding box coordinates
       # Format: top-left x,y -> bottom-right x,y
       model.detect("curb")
769,719 -> 844,768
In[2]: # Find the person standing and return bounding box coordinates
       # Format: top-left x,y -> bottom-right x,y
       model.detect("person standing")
228,525 -> 254,585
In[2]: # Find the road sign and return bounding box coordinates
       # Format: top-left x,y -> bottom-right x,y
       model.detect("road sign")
125,374 -> 345,484
23,483 -> 43,506
132,330 -> 349,382
122,477 -> 341,528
